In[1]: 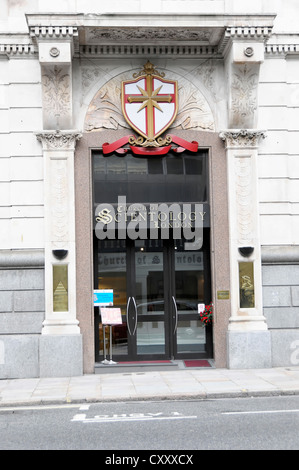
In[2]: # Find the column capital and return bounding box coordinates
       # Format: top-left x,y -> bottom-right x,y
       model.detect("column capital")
219,129 -> 266,149
36,130 -> 82,151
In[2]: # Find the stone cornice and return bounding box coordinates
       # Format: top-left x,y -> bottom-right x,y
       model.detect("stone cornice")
219,129 -> 266,148
25,12 -> 276,59
79,43 -> 219,59
265,43 -> 299,56
29,25 -> 79,41
0,43 -> 37,57
218,25 -> 273,56
2,41 -> 297,59
1,13 -> 284,60
25,12 -> 276,28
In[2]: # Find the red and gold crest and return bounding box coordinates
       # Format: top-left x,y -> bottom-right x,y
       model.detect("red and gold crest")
121,62 -> 178,147
102,62 -> 198,155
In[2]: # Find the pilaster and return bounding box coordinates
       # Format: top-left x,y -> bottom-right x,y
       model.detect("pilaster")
32,20 -> 83,375
32,22 -> 81,338
219,24 -> 273,368
36,131 -> 82,377
36,131 -> 82,335
220,130 -> 271,368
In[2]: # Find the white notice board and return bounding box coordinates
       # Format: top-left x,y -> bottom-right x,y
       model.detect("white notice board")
100,307 -> 122,325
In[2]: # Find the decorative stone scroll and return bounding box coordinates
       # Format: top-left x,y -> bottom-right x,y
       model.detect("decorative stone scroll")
219,129 -> 266,148
36,130 -> 82,151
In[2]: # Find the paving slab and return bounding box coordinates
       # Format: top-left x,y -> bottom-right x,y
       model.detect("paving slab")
0,366 -> 299,406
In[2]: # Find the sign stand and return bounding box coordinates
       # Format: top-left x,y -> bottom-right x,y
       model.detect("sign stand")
109,325 -> 117,365
101,322 -> 109,365
99,307 -> 123,366
93,290 -> 115,364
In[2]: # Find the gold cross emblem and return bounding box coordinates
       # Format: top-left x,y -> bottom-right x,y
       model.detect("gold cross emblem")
122,62 -> 178,146
127,73 -> 173,140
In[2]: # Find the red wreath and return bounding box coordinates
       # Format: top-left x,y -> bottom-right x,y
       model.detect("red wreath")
199,303 -> 213,326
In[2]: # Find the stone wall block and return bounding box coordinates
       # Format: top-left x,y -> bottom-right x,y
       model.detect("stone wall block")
0,269 -> 44,291
0,312 -> 44,334
0,291 -> 13,313
264,307 -> 299,329
14,290 -> 45,312
262,265 -> 299,286
291,286 -> 299,306
271,329 -> 299,367
263,286 -> 291,308
0,335 -> 39,379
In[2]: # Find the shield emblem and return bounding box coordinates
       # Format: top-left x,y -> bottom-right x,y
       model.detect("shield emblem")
122,64 -> 178,142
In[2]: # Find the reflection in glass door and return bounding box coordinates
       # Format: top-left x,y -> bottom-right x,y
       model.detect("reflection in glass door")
134,240 -> 167,357
172,238 -> 212,358
94,234 -> 212,363
94,239 -> 129,359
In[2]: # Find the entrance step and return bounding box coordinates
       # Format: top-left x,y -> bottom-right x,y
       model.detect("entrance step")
94,359 -> 214,374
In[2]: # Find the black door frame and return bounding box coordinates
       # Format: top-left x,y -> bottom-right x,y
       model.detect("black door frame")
94,232 -> 213,362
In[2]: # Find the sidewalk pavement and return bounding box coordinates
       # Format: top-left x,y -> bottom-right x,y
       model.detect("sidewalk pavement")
1,365 -> 299,407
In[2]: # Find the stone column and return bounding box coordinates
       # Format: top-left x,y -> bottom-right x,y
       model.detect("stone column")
33,27 -> 83,376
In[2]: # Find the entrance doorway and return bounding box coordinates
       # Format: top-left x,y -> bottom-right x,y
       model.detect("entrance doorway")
92,148 -> 212,363
94,233 -> 212,362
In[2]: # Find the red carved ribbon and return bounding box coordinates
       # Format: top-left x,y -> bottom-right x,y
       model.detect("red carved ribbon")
130,145 -> 172,155
102,136 -> 132,154
168,135 -> 198,153
102,134 -> 198,155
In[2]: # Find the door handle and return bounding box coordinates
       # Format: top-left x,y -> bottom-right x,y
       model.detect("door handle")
172,296 -> 178,334
126,297 -> 132,336
132,297 -> 138,336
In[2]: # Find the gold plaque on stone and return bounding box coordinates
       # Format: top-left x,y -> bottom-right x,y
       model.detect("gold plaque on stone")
239,262 -> 255,309
217,290 -> 230,300
53,265 -> 68,312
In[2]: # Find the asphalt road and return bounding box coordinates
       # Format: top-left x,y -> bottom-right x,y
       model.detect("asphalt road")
1,395 -> 299,451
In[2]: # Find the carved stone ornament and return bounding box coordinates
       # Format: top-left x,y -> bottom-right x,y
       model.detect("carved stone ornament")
50,158 -> 69,243
84,69 -> 215,133
235,156 -> 254,246
86,27 -> 212,43
36,131 -> 82,150
244,47 -> 254,57
49,47 -> 60,58
42,66 -> 71,118
230,65 -> 259,128
219,130 -> 266,148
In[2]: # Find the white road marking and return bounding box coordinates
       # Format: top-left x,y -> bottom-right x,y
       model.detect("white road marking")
73,413 -> 87,421
223,409 -> 299,415
0,404 -> 83,412
71,413 -> 197,423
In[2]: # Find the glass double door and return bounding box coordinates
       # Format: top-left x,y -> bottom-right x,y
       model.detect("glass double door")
95,235 -> 212,362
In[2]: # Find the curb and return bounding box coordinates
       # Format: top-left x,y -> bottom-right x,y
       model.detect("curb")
1,388 -> 299,408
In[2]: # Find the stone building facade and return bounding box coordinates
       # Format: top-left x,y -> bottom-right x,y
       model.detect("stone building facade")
0,0 -> 299,378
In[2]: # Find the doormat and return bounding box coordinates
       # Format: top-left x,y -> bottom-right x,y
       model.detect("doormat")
183,360 -> 212,368
120,361 -> 173,365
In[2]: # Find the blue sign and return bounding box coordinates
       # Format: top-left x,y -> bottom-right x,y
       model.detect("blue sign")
94,289 -> 113,306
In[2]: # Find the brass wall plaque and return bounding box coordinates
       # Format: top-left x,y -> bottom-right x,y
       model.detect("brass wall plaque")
53,265 -> 68,312
217,290 -> 230,300
239,262 -> 255,308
